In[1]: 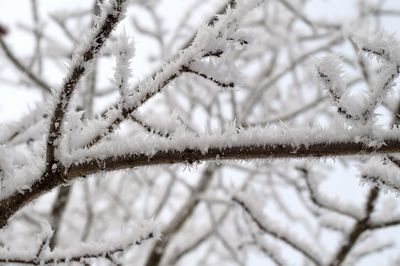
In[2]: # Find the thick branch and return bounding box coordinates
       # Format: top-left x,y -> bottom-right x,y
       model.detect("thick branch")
2,133 -> 400,229
69,138 -> 400,178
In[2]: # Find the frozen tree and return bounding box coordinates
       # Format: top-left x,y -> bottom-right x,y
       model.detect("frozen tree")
1,0 -> 400,265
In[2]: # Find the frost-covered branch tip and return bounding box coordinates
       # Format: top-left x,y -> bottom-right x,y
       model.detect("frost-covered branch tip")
360,157 -> 400,195
46,0 -> 127,166
317,54 -> 369,123
317,54 -> 347,103
317,31 -> 400,125
353,30 -> 400,63
112,30 -> 135,99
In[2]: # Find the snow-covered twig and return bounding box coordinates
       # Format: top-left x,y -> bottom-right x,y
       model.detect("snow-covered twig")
0,104 -> 48,145
232,193 -> 322,265
329,187 -> 379,266
0,222 -> 156,265
0,35 -> 51,93
345,239 -> 394,266
144,165 -> 215,266
82,0 -> 261,148
360,157 -> 400,195
45,0 -> 128,168
317,31 -> 400,125
297,166 -> 362,219
112,30 -> 135,100
181,65 -> 235,88
0,0 -> 128,230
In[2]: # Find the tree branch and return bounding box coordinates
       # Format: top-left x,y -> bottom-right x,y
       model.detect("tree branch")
0,36 -> 51,93
329,187 -> 379,266
0,230 -> 155,265
3,130 -> 400,228
233,195 -> 322,265
45,0 -> 127,168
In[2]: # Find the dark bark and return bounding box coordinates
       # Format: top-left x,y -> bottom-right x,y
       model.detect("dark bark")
48,186 -> 72,250
1,137 -> 400,229
329,187 -> 379,266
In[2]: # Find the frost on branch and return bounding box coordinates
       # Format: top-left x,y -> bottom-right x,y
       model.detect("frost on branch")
0,103 -> 48,145
317,30 -> 400,125
316,30 -> 400,195
65,0 -> 128,89
6,1 -> 400,265
359,157 -> 400,195
185,60 -> 240,89
317,54 -> 369,123
298,166 -> 364,219
47,0 -> 128,165
0,145 -> 43,201
112,30 -> 135,99
69,0 -> 262,148
344,237 -> 394,266
0,219 -> 158,265
317,54 -> 347,100
353,30 -> 400,64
